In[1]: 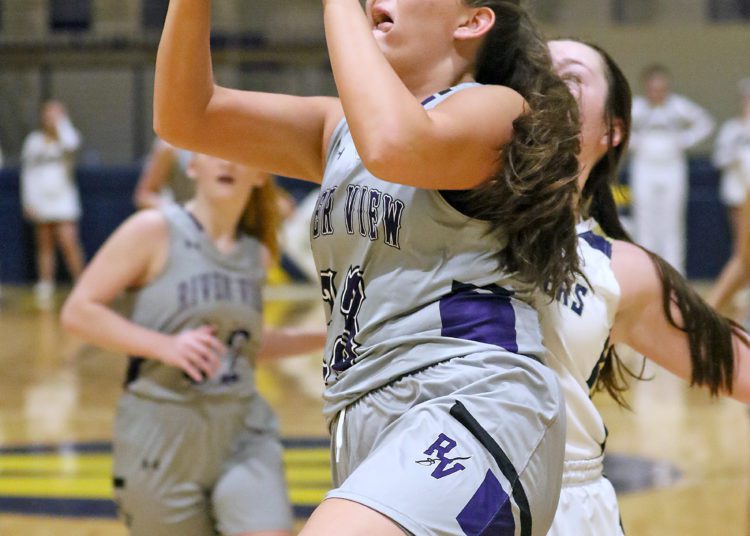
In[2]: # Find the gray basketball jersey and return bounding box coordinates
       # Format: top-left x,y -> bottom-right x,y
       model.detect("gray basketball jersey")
311,84 -> 546,421
126,204 -> 265,403
535,219 -> 620,461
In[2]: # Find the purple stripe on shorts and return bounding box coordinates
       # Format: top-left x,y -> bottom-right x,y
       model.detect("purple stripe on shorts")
456,470 -> 515,535
439,281 -> 518,353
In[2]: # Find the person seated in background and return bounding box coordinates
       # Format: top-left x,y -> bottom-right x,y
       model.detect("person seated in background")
21,100 -> 85,310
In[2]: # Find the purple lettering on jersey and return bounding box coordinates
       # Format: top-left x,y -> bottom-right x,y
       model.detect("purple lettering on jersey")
344,185 -> 360,235
321,187 -> 337,236
456,470 -> 514,536
382,194 -> 405,249
358,186 -> 369,237
367,189 -> 382,241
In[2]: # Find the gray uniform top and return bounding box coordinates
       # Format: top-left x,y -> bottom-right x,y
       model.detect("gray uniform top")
311,84 -> 546,422
126,204 -> 266,407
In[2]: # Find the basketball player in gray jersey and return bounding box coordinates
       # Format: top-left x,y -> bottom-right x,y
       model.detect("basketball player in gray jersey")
155,1 -> 585,534
133,137 -> 195,210
62,154 -> 326,536
539,40 -> 750,535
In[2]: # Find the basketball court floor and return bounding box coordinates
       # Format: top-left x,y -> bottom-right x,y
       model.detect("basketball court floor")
0,284 -> 747,535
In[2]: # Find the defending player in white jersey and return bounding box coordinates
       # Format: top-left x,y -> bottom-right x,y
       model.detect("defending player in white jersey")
630,65 -> 715,275
154,1 -> 585,534
62,154 -> 326,536
542,39 -> 750,535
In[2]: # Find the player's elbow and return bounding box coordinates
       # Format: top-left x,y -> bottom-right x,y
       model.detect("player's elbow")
359,136 -> 420,185
59,297 -> 87,338
153,114 -> 184,149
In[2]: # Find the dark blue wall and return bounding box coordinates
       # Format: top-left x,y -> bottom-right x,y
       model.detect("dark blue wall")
0,166 -> 138,283
0,160 -> 734,283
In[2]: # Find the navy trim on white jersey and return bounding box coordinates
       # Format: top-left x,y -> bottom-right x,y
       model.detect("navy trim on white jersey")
579,231 -> 612,259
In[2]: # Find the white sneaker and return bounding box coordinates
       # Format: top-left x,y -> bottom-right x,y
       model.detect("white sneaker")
34,281 -> 55,311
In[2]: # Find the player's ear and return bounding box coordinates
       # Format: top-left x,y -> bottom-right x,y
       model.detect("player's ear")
600,118 -> 623,149
186,154 -> 199,180
454,6 -> 495,42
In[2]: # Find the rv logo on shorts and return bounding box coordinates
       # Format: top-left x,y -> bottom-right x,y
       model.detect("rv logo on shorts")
416,433 -> 471,479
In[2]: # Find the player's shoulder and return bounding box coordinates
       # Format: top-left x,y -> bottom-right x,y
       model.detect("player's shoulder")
440,84 -> 525,113
610,240 -> 662,307
119,208 -> 170,242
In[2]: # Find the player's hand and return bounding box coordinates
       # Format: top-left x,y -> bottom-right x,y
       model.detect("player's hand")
156,326 -> 226,382
46,101 -> 68,124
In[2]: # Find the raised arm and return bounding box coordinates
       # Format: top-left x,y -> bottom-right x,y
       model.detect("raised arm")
154,0 -> 342,182
60,211 -> 225,381
323,0 -> 524,189
133,139 -> 178,210
610,240 -> 750,403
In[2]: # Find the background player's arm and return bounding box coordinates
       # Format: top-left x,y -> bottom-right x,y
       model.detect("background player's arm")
133,139 -> 178,210
324,0 -> 522,189
610,240 -> 750,404
48,102 -> 82,152
675,95 -> 714,150
154,0 -> 342,182
257,328 -> 327,362
60,211 -> 225,381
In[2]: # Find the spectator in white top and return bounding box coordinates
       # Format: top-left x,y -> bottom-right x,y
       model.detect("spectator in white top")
714,78 -> 750,250
21,100 -> 85,310
630,65 -> 715,275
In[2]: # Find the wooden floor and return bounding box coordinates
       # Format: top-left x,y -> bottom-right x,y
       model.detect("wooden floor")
0,284 -> 747,535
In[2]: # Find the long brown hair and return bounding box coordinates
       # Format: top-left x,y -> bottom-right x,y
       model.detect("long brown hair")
239,174 -> 282,261
461,0 -> 582,296
579,41 -> 743,405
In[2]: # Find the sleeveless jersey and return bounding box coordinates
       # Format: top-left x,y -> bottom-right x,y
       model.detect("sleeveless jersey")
536,219 -> 621,461
125,204 -> 266,404
310,84 -> 546,421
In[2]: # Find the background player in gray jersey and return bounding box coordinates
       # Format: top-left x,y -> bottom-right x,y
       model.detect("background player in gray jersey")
542,39 -> 750,535
154,1 -> 585,535
61,153 -> 326,536
133,137 -> 194,210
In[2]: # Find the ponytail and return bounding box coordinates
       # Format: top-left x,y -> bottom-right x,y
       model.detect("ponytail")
239,174 -> 282,261
463,0 -> 582,296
